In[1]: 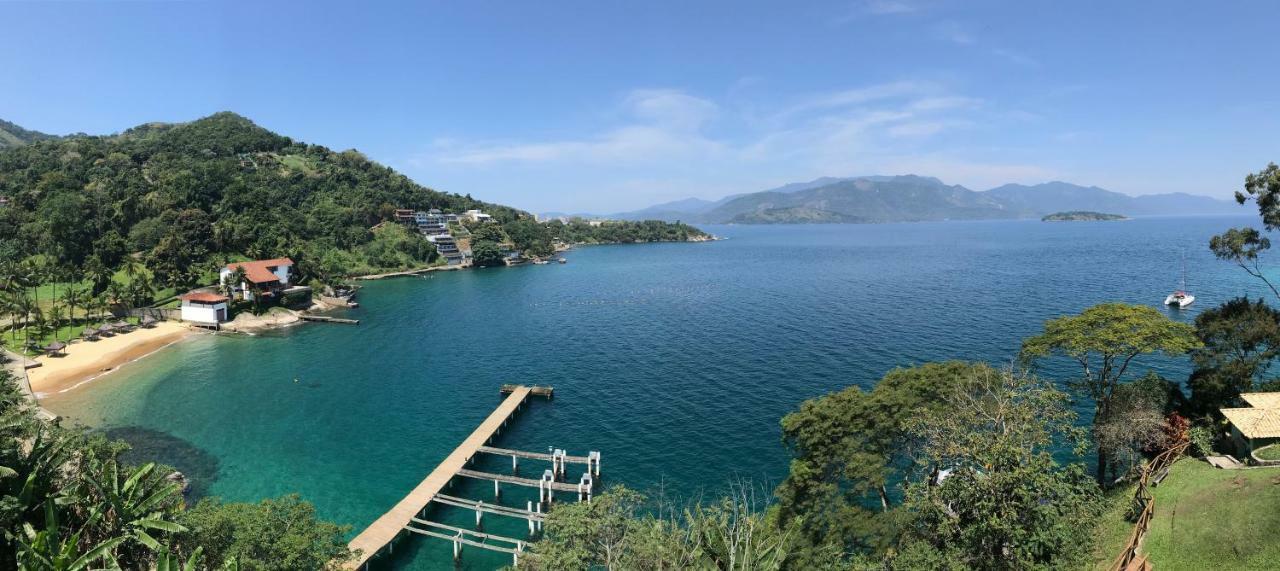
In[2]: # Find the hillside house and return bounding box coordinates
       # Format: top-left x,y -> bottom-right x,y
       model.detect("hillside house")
394,209 -> 416,226
220,258 -> 294,301
463,209 -> 492,223
1222,392 -> 1280,458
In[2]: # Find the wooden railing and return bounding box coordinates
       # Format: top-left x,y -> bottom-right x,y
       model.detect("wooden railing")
1107,441 -> 1189,571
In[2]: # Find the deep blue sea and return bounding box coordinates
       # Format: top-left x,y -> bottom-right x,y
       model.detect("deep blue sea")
42,216 -> 1270,569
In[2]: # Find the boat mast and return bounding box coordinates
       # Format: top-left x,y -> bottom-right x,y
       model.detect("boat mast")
1180,250 -> 1188,292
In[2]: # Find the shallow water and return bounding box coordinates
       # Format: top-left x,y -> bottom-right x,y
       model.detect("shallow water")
43,216 -> 1269,568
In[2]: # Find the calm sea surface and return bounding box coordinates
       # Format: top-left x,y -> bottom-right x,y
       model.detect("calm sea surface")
42,216 -> 1269,569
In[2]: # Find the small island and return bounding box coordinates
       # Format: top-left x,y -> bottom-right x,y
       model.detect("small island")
1041,211 -> 1129,222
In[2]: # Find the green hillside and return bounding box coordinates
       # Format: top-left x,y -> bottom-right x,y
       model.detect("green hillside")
0,118 -> 58,149
0,112 -> 705,288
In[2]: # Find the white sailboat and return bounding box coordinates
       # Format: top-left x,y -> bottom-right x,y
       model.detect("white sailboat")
1164,254 -> 1195,308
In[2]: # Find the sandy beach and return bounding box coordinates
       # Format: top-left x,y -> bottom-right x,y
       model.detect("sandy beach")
25,321 -> 196,396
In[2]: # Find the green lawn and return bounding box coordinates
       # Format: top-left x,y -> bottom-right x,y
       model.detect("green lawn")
1091,484 -> 1140,570
1254,445 -> 1280,462
1141,460 -> 1280,569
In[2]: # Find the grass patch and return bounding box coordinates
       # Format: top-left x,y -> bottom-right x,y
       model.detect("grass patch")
277,153 -> 319,176
1091,483 -> 1140,570
1254,445 -> 1280,462
1142,459 -> 1280,569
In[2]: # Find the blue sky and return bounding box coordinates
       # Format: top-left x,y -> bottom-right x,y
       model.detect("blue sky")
3,1 -> 1279,213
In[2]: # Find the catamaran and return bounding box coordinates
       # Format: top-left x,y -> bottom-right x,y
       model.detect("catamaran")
1164,255 -> 1195,308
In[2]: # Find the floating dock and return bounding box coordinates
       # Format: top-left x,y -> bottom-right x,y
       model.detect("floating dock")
345,385 -> 600,569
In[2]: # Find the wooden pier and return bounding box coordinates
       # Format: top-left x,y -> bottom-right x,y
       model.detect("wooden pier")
344,385 -> 600,569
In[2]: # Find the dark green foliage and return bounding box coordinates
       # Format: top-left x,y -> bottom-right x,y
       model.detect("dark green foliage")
1189,297 -> 1280,416
775,361 -> 987,555
523,485 -> 815,571
0,112 -> 707,282
893,369 -> 1101,570
471,241 -> 506,267
546,219 -> 707,245
1021,303 -> 1199,484
0,112 -> 518,279
174,495 -> 351,570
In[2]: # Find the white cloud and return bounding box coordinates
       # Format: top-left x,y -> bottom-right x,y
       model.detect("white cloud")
415,80 -> 1053,210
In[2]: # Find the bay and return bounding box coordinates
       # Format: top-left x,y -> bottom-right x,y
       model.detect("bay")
42,216 -> 1267,568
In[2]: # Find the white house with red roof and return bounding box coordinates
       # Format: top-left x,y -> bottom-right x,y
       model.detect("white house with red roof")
179,291 -> 229,325
219,258 -> 294,301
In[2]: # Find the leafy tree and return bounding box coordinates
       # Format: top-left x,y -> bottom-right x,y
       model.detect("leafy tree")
775,361 -> 983,555
892,368 -> 1101,570
174,495 -> 352,570
471,241 -> 506,268
524,485 -> 813,571
1188,297 -> 1280,415
1020,303 -> 1199,484
1210,163 -> 1280,298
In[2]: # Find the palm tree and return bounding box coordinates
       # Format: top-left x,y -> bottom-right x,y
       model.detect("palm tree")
47,307 -> 64,344
105,282 -> 127,314
221,266 -> 247,301
14,296 -> 36,351
83,258 -> 112,298
59,286 -> 82,326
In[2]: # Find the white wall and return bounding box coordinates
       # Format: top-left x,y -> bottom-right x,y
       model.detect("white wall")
181,302 -> 227,324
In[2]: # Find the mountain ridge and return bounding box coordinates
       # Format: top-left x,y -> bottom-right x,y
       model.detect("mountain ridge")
586,176 -> 1240,224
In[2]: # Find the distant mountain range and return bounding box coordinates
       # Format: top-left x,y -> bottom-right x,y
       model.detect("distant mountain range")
562,175 -> 1242,224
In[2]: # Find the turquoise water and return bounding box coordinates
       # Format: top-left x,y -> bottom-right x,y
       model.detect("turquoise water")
42,216 -> 1268,568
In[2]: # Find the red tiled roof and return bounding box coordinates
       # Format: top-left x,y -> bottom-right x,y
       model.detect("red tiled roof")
225,258 -> 293,284
180,292 -> 229,303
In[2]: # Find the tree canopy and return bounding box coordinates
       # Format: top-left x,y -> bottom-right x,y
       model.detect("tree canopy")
1021,303 -> 1199,482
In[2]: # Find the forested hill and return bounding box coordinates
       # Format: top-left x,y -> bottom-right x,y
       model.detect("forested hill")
0,112 -> 706,287
0,118 -> 58,149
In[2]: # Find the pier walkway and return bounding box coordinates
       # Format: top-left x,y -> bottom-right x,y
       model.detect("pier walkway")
345,386 -> 531,569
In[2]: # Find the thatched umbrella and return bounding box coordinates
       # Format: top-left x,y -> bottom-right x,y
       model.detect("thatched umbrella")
81,327 -> 99,340
97,323 -> 115,335
44,341 -> 66,356
112,320 -> 132,332
140,316 -> 157,328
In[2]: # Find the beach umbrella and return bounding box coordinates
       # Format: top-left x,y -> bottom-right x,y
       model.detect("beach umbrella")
112,320 -> 130,329
45,341 -> 66,355
140,316 -> 156,326
98,323 -> 115,333
81,327 -> 98,338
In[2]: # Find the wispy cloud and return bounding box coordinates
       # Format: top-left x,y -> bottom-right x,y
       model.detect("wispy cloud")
934,21 -> 975,45
417,80 -> 1051,210
864,0 -> 919,15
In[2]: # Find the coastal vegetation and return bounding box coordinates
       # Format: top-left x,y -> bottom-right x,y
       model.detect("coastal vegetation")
0,113 -> 705,353
0,368 -> 352,569
1040,211 -> 1128,221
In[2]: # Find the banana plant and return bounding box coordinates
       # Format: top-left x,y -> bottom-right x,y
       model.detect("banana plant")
82,461 -> 185,566
17,502 -> 125,571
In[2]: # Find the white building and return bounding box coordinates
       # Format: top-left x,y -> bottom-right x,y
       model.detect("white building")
219,258 -> 293,301
179,292 -> 229,325
463,209 -> 492,222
